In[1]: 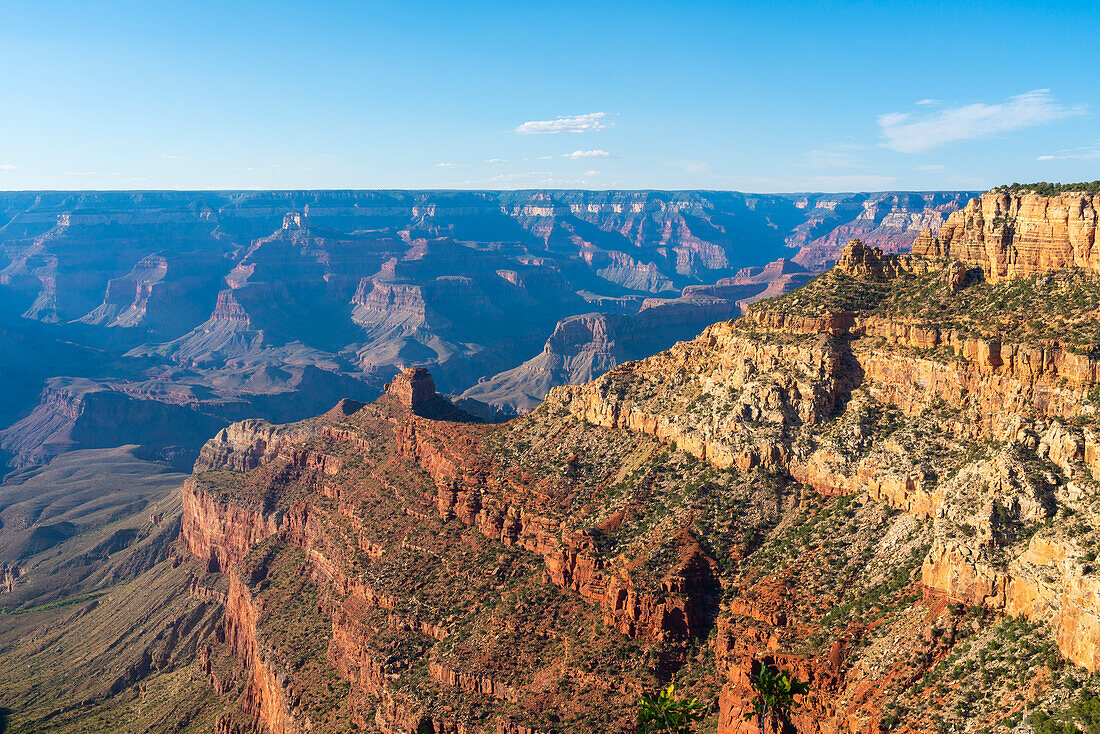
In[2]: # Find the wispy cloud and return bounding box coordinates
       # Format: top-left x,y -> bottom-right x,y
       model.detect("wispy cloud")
455,170 -> 602,188
799,144 -> 866,169
62,171 -> 97,176
514,112 -> 608,135
562,149 -> 611,160
676,160 -> 709,174
915,99 -> 940,106
486,158 -> 507,164
879,90 -> 1085,154
0,164 -> 15,171
1037,140 -> 1100,161
434,162 -> 462,168
159,154 -> 183,160
459,171 -> 553,186
804,174 -> 900,191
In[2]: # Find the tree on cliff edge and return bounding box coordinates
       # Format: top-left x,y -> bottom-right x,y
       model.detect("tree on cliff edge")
744,665 -> 810,732
637,683 -> 707,733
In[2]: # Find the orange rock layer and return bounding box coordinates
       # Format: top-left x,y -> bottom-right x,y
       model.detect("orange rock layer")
913,191 -> 1100,281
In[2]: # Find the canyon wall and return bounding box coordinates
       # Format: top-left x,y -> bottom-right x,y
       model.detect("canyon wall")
0,188 -> 977,475
913,190 -> 1100,281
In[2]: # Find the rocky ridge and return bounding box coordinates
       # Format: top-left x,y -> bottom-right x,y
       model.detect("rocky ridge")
146,193 -> 1100,734
0,189 -> 977,473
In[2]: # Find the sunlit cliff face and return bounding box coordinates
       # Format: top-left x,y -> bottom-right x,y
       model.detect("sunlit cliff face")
168,192 -> 1100,734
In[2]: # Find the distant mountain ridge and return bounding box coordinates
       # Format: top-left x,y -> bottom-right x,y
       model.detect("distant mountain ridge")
0,189 -> 976,470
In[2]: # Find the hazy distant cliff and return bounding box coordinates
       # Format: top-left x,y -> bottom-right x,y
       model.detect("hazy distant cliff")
0,188 -> 975,468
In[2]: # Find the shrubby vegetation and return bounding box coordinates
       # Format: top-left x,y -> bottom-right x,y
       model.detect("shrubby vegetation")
994,182 -> 1100,196
759,265 -> 1100,355
637,684 -> 707,734
745,666 -> 809,727
1031,694 -> 1100,733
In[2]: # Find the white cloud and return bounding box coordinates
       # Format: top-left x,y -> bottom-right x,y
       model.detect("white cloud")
514,112 -> 608,135
434,162 -> 461,168
486,158 -> 507,164
62,171 -> 97,176
915,99 -> 940,106
0,164 -> 14,171
582,170 -> 600,177
160,154 -> 183,160
1037,140 -> 1100,161
879,90 -> 1085,154
562,149 -> 611,160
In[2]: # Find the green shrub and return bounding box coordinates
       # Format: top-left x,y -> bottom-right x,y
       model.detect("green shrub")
743,665 -> 810,727
637,683 -> 707,734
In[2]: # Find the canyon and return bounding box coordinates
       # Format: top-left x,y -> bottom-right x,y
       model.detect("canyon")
13,187 -> 1100,734
0,189 -> 974,474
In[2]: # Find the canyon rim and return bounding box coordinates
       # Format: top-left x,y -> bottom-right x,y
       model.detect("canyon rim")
3,1 -> 1100,732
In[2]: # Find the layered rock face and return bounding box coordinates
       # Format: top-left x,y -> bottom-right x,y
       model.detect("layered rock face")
913,190 -> 1100,281
169,218 -> 1100,734
461,258 -> 813,413
0,189 -> 980,472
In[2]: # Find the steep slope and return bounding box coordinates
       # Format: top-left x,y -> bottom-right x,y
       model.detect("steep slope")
133,199 -> 1100,734
462,258 -> 811,413
0,190 -> 977,473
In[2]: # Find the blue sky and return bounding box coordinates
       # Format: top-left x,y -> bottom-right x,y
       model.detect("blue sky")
1,0 -> 1097,192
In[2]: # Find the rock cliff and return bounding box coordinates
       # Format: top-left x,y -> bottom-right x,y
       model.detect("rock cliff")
913,190 -> 1100,281
164,209 -> 1100,733
0,189 -> 977,473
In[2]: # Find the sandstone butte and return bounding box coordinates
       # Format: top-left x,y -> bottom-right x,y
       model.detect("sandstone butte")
53,187 -> 1100,733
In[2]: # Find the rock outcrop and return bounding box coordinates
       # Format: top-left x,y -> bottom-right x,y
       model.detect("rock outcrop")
0,189 -> 982,475
913,190 -> 1100,281
387,367 -> 437,410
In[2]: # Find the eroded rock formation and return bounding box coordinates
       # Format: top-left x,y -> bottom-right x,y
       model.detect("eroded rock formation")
175,207 -> 1100,732
913,190 -> 1100,281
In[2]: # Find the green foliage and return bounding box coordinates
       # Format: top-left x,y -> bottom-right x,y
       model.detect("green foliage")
1031,694 -> 1100,733
743,665 -> 810,724
995,181 -> 1100,196
637,683 -> 707,734
763,261 -> 1100,356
